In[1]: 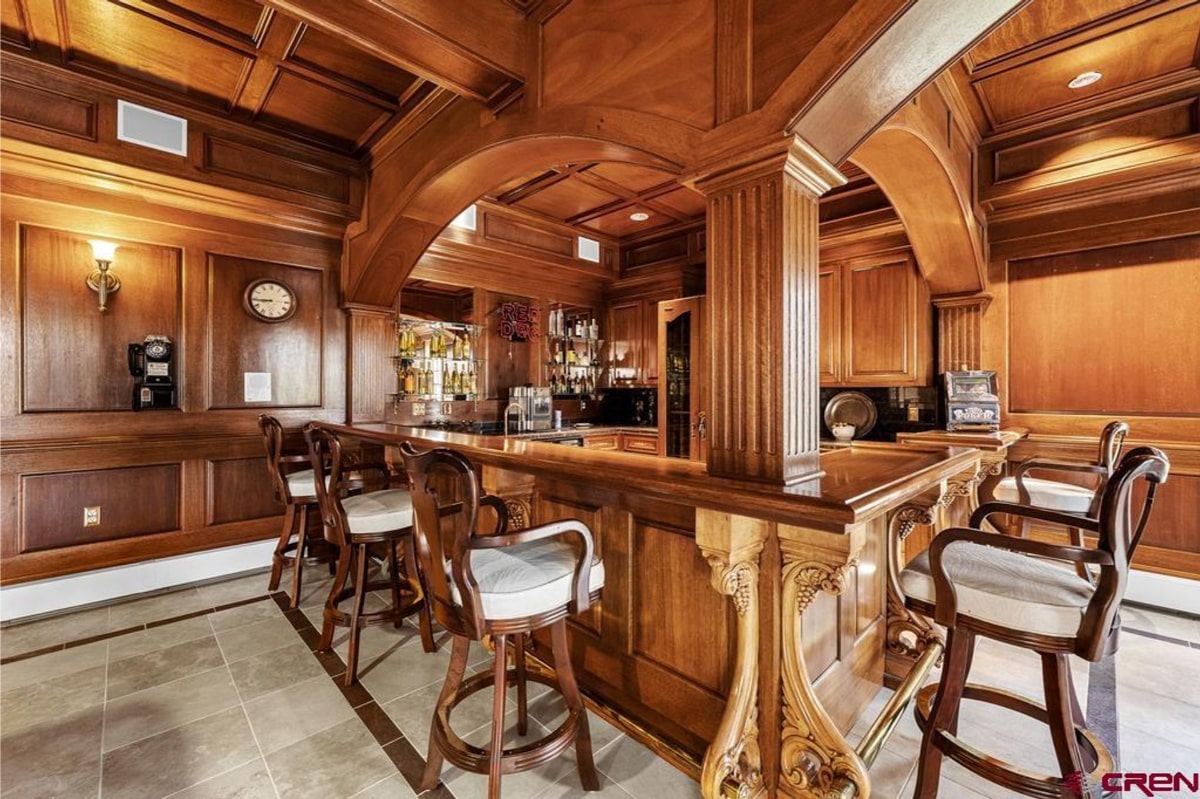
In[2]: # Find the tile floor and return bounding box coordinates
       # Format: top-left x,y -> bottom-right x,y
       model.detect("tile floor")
2,569 -> 1198,798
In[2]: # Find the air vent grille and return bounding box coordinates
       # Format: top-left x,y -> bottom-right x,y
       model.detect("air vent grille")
117,100 -> 187,156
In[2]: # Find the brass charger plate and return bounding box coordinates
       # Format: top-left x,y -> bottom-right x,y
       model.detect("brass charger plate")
823,391 -> 878,438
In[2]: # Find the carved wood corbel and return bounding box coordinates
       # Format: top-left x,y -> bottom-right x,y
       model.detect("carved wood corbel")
777,531 -> 869,799
696,511 -> 768,799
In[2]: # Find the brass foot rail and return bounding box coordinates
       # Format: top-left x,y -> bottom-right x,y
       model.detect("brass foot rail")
827,639 -> 945,799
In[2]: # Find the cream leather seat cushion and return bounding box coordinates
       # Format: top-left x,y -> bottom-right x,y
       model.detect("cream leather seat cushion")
285,468 -> 318,498
994,476 -> 1094,514
453,539 -> 605,621
900,542 -> 1094,637
342,489 -> 413,534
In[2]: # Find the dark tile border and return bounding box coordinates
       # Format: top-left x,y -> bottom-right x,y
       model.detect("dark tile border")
0,594 -> 271,666
280,590 -> 454,796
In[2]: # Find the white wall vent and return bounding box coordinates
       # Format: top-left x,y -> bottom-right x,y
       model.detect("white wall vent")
117,100 -> 188,157
577,236 -> 601,263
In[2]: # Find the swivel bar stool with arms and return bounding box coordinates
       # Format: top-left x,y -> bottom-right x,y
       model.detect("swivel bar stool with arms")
993,420 -> 1128,548
900,446 -> 1169,798
304,423 -> 435,686
400,443 -> 604,799
259,415 -> 336,608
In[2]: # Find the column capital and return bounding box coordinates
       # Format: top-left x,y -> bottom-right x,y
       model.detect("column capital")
932,292 -> 992,312
692,135 -> 847,198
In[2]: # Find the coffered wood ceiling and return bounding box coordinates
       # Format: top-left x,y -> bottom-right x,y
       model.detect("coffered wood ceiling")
1,0 -> 1195,241
0,0 -> 447,155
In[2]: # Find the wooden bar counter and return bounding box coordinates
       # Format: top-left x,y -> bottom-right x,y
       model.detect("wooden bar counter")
326,423 -> 980,798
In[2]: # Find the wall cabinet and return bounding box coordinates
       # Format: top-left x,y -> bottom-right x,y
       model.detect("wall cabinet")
820,254 -> 932,387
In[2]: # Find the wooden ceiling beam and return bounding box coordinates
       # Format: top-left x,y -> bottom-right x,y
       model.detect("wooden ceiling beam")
257,0 -> 525,106
231,13 -> 303,117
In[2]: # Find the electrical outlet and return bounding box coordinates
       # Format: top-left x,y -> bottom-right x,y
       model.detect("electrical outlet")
412,402 -> 425,416
443,401 -> 453,414
83,506 -> 101,527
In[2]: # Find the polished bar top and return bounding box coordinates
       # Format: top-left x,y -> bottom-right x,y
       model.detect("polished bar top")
895,427 -> 1028,452
327,422 -> 980,531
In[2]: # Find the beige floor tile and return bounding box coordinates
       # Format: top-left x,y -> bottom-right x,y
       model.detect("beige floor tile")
0,702 -> 104,797
1114,632 -> 1200,705
1120,725 -> 1200,771
532,770 -> 636,799
1117,682 -> 1200,758
266,717 -> 396,799
194,572 -> 271,608
103,666 -> 241,752
228,641 -> 327,702
295,575 -> 337,609
206,600 -> 282,632
1121,605 -> 1200,644
101,706 -> 259,799
0,663 -> 106,736
107,588 -> 207,631
359,636 -> 459,705
0,605 -> 110,657
214,616 -> 304,663
594,734 -> 701,798
106,615 -> 215,661
441,712 -> 583,799
243,674 -> 357,754
868,747 -> 916,799
107,635 -> 226,700
165,758 -> 276,799
381,674 -> 497,756
524,690 -> 626,755
0,639 -> 108,692
349,772 -> 420,799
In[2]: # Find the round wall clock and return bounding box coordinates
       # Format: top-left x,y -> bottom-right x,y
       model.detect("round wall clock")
243,279 -> 297,322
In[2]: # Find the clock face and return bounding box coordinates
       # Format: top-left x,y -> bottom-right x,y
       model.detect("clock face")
244,279 -> 296,322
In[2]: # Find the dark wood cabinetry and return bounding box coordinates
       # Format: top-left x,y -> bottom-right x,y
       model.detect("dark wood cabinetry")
820,253 -> 932,387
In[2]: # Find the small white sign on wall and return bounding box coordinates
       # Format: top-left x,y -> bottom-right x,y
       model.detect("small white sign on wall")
244,372 -> 272,403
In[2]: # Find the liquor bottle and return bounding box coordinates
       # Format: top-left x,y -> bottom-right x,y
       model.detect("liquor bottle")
589,318 -> 599,340
462,335 -> 471,361
567,343 -> 577,365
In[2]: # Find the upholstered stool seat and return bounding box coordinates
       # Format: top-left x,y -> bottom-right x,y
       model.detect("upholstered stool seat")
453,540 -> 606,621
284,467 -> 319,499
902,544 -> 1093,638
305,423 -> 435,686
903,447 -> 1169,799
993,476 -> 1094,514
401,443 -> 602,799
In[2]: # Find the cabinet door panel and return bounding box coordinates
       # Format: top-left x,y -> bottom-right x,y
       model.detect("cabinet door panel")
607,301 -> 642,385
844,258 -> 916,383
819,266 -> 841,384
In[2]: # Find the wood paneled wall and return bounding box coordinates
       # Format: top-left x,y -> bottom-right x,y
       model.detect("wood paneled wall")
1007,237 -> 1199,417
1,171 -> 347,584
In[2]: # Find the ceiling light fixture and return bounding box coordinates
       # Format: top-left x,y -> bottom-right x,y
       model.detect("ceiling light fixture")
629,211 -> 650,222
1067,71 -> 1102,89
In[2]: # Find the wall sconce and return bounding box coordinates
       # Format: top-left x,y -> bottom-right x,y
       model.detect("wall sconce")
86,239 -> 121,312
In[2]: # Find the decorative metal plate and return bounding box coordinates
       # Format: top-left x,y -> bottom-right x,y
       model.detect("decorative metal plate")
823,391 -> 878,438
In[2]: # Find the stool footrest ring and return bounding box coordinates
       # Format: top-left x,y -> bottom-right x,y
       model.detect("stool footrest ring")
433,668 -> 584,776
915,683 -> 1113,798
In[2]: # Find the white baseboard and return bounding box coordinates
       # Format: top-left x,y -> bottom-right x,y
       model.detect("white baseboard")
0,540 -> 275,623
1126,568 -> 1200,616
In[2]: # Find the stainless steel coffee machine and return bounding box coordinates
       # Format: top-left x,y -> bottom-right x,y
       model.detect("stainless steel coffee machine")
506,386 -> 553,432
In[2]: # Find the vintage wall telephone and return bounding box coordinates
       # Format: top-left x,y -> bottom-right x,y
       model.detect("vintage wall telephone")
128,334 -> 176,410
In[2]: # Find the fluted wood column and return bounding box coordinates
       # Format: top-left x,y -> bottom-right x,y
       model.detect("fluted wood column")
933,293 -> 992,373
696,138 -> 845,485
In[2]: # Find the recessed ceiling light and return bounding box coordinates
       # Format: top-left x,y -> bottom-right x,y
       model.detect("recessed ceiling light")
1068,71 -> 1102,89
629,211 -> 650,222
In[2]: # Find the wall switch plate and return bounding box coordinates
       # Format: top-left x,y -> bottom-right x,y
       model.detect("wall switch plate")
443,401 -> 453,414
83,506 -> 101,527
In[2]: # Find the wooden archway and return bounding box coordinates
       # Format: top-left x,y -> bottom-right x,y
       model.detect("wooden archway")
342,105 -> 704,307
851,121 -> 986,296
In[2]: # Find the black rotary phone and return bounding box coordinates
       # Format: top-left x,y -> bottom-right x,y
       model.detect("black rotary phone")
128,335 -> 176,410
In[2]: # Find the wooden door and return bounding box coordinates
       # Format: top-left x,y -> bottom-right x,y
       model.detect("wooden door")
606,300 -> 642,386
819,265 -> 842,385
657,296 -> 706,461
843,256 -> 919,384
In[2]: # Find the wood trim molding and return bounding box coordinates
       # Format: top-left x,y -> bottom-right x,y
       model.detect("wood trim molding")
933,292 -> 993,373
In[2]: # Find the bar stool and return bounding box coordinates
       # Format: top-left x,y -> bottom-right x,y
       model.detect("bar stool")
304,423 -> 436,686
259,415 -> 336,608
399,443 -> 604,799
900,447 -> 1169,798
993,420 -> 1128,545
